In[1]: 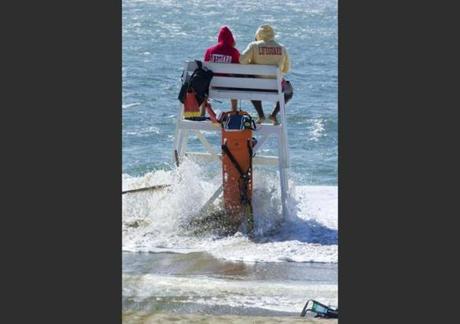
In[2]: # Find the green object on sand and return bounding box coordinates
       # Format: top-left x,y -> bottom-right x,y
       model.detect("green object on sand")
300,299 -> 338,319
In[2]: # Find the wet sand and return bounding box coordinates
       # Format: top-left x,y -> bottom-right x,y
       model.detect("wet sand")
123,252 -> 337,322
123,312 -> 337,323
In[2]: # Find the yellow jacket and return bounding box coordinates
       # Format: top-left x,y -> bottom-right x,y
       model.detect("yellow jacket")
239,24 -> 290,74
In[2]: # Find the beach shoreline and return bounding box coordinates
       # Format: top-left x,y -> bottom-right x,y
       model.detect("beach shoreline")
123,312 -> 338,323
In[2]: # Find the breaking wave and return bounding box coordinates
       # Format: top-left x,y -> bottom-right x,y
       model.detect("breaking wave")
122,158 -> 337,263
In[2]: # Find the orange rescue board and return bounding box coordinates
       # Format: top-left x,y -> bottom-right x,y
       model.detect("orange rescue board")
221,128 -> 253,226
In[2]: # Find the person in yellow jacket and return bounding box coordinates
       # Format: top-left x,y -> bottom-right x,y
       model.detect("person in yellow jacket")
239,24 -> 293,125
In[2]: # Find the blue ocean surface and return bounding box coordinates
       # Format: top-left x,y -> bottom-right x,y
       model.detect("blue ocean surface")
122,0 -> 337,185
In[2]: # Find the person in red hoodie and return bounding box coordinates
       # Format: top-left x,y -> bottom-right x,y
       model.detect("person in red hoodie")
204,26 -> 240,111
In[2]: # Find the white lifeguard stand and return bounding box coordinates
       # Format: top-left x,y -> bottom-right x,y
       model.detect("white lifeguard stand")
173,61 -> 290,218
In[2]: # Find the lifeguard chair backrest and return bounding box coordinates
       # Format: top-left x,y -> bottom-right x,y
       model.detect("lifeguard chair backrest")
182,61 -> 283,103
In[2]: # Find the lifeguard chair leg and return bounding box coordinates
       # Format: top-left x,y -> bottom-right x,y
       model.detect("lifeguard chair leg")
278,97 -> 289,219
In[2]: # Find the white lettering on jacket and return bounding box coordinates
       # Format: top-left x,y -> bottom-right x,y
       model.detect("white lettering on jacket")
258,47 -> 282,55
210,54 -> 232,63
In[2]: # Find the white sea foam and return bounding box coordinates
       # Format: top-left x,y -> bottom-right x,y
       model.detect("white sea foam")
125,126 -> 160,136
308,119 -> 326,142
122,102 -> 141,109
122,159 -> 338,263
123,272 -> 337,313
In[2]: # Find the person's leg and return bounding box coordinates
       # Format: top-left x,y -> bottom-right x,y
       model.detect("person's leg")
231,99 -> 238,111
251,100 -> 266,124
251,100 -> 264,117
272,89 -> 293,115
270,84 -> 294,124
272,102 -> 280,117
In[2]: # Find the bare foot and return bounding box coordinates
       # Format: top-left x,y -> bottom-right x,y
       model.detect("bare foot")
269,114 -> 280,125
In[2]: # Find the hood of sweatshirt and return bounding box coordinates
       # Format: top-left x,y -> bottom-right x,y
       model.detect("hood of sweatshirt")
217,26 -> 235,46
255,24 -> 275,41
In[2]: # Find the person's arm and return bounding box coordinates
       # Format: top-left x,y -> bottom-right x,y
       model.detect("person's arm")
232,49 -> 240,64
239,43 -> 255,64
281,49 -> 290,73
204,49 -> 211,62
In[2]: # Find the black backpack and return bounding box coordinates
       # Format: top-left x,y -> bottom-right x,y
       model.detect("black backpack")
178,60 -> 214,105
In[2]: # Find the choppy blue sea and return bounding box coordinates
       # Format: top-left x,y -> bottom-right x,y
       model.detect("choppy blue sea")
122,0 -> 337,185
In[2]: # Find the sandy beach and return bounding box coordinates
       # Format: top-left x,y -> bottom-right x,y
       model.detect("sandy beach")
123,312 -> 337,323
123,251 -> 337,323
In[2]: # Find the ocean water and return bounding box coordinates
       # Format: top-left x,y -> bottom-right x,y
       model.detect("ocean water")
122,0 -> 337,185
122,162 -> 338,316
122,0 -> 337,319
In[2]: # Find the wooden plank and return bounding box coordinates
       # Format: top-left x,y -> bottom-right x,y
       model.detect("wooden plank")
194,130 -> 219,159
179,119 -> 282,134
185,152 -> 220,162
210,77 -> 278,90
254,155 -> 279,165
122,184 -> 171,195
209,89 -> 281,102
254,124 -> 282,135
198,185 -> 224,214
185,61 -> 279,76
186,152 -> 279,165
205,62 -> 278,76
179,119 -> 221,131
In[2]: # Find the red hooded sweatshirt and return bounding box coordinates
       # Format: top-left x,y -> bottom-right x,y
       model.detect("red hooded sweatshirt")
204,26 -> 240,64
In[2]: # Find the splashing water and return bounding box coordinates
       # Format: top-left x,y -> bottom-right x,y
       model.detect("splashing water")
122,158 -> 337,263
